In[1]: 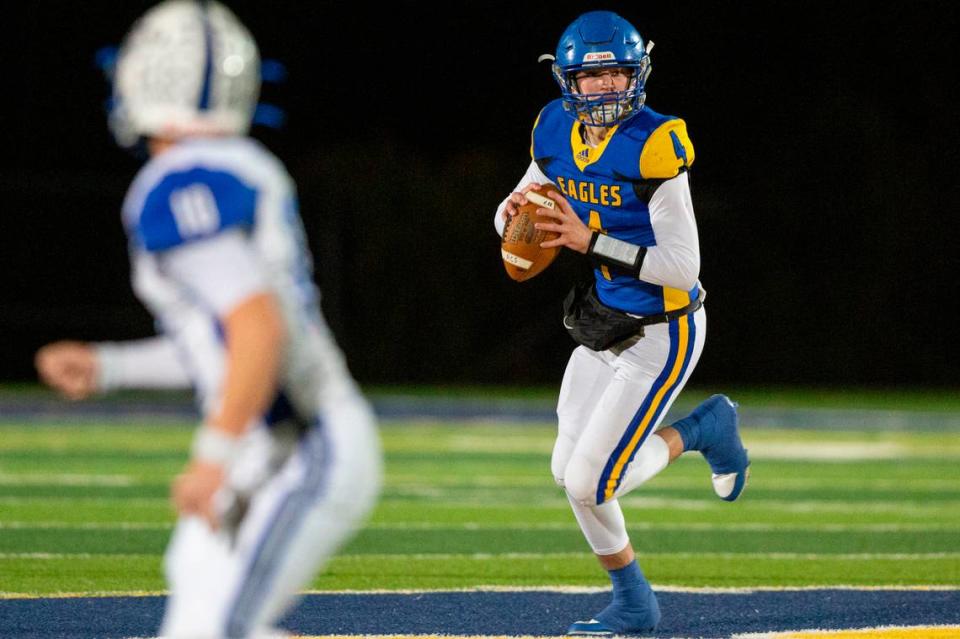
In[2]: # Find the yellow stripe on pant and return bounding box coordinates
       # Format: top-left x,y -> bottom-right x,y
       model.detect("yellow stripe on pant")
602,315 -> 690,502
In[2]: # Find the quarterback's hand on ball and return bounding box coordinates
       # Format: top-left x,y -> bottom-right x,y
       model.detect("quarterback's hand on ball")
502,183 -> 551,220
34,341 -> 100,400
173,460 -> 226,530
534,192 -> 592,254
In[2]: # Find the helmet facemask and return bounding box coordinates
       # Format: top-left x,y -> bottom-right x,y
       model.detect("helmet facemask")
553,58 -> 650,127
547,11 -> 654,128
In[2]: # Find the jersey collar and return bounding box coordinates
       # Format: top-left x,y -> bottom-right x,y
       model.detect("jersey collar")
571,122 -> 619,172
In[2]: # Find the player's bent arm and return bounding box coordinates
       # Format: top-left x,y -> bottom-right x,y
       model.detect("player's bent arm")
95,337 -> 192,391
583,172 -> 699,289
36,336 -> 192,398
160,230 -> 286,526
639,172 -> 700,290
208,292 -> 286,437
174,293 -> 286,529
494,160 -> 552,237
159,229 -> 286,438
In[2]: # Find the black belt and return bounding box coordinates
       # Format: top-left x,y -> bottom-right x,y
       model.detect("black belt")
563,283 -> 705,352
627,288 -> 705,326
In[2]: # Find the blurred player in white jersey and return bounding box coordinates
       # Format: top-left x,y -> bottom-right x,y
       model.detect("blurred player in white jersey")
34,2 -> 381,637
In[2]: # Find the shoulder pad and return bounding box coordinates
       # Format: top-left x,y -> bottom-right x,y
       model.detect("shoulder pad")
531,100 -> 567,161
639,118 -> 695,179
135,168 -> 258,252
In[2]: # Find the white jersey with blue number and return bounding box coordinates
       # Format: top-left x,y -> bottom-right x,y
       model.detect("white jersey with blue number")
121,136 -> 358,424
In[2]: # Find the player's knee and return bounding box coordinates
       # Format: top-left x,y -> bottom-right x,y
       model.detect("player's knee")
551,454 -> 567,488
551,433 -> 577,488
563,458 -> 600,507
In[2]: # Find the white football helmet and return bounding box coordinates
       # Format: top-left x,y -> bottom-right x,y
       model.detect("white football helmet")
110,0 -> 260,147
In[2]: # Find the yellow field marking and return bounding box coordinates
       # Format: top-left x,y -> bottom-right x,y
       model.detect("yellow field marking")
296,634 -> 960,639
93,630 -> 960,639
735,626 -> 960,638
294,636 -> 568,639
143,636 -> 568,639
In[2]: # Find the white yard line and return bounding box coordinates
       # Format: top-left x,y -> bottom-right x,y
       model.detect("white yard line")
4,551 -> 959,561
0,497 -> 168,506
337,551 -> 960,561
0,521 -> 171,530
1,520 -> 955,532
294,585 -> 960,595
619,496 -> 960,514
2,495 -> 958,517
385,476 -> 960,490
743,442 -> 909,460
0,473 -> 137,486
0,589 -> 166,600
0,552 -> 155,560
380,493 -> 960,514
3,585 -> 959,601
364,521 -> 958,532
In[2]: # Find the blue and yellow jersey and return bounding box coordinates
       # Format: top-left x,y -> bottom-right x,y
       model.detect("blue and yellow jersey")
531,99 -> 698,316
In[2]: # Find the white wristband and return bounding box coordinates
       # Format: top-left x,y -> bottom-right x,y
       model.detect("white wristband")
587,232 -> 647,276
593,234 -> 643,268
191,424 -> 242,466
93,342 -> 122,392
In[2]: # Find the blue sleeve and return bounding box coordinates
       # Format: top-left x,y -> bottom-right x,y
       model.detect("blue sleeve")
133,168 -> 258,252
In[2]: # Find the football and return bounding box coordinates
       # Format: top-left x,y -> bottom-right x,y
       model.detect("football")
501,185 -> 562,282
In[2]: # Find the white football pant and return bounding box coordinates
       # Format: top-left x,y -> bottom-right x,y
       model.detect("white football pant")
160,396 -> 381,638
552,308 -> 706,554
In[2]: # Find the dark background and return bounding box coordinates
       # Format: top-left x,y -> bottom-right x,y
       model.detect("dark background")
2,2 -> 958,387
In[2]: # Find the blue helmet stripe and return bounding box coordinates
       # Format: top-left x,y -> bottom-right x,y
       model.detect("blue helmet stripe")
197,4 -> 214,110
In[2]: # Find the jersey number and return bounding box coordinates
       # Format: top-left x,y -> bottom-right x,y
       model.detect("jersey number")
169,184 -> 221,238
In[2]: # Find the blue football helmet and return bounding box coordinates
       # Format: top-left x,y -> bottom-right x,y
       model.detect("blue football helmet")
549,11 -> 652,127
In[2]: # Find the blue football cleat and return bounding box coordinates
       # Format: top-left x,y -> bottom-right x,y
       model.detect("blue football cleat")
673,394 -> 750,501
567,585 -> 660,636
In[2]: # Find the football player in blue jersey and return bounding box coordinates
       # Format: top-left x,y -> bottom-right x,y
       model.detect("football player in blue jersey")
34,2 -> 381,637
495,11 -> 750,636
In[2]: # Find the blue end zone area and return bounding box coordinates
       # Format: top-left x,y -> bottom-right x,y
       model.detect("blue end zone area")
2,590 -> 960,638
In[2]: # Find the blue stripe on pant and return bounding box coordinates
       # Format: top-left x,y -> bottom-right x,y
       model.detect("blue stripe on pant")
224,423 -> 330,638
595,313 -> 697,504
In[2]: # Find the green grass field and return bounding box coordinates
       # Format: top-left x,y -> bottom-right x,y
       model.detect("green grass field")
1,395 -> 959,596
